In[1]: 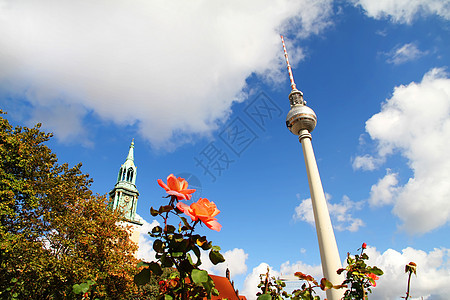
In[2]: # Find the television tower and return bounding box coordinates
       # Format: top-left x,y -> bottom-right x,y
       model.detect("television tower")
281,36 -> 344,300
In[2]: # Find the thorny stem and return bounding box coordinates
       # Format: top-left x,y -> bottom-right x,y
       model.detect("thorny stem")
264,268 -> 270,294
188,220 -> 199,236
405,270 -> 413,300
161,197 -> 183,276
165,195 -> 202,300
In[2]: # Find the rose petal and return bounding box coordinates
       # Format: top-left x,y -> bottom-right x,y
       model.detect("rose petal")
202,218 -> 222,232
176,202 -> 197,221
167,190 -> 188,200
157,179 -> 170,191
179,178 -> 188,190
167,174 -> 180,191
181,189 -> 196,195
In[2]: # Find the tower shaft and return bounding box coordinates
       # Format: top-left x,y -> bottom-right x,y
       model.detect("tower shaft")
299,130 -> 343,299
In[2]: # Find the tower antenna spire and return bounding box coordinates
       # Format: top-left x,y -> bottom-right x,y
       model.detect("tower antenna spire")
280,35 -> 298,92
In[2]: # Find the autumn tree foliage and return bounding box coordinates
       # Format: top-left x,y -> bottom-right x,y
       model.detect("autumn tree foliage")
0,111 -> 139,299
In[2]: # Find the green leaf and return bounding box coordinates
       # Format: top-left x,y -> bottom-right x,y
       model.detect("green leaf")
211,245 -> 221,251
370,267 -> 384,276
192,244 -> 201,260
151,226 -> 162,234
72,283 -> 81,295
72,282 -> 90,294
172,252 -> 184,258
150,207 -> 159,216
165,225 -> 176,234
159,205 -> 173,213
179,259 -> 194,275
134,268 -> 151,286
209,250 -> 225,265
136,261 -> 150,268
201,240 -> 212,251
202,275 -> 217,299
180,216 -> 192,230
72,284 -> 81,294
86,280 -> 96,286
173,233 -> 185,243
148,261 -> 163,276
320,278 -> 333,291
195,235 -> 207,245
257,295 -> 272,300
186,252 -> 194,265
161,254 -> 174,268
153,239 -> 165,253
165,295 -> 173,300
192,269 -> 209,284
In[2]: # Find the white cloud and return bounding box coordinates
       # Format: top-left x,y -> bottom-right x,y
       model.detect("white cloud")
200,248 -> 248,279
242,263 -> 280,300
280,261 -> 323,280
385,43 -> 428,65
365,246 -> 450,300
0,0 -> 333,149
293,195 -> 315,224
360,68 -> 450,234
353,0 -> 450,24
29,102 -> 92,146
375,29 -> 388,37
368,170 -> 399,207
328,195 -> 365,232
352,154 -> 384,171
136,216 -> 159,262
293,193 -> 364,232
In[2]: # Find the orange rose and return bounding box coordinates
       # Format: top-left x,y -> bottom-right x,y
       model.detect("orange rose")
176,198 -> 222,231
157,174 -> 196,200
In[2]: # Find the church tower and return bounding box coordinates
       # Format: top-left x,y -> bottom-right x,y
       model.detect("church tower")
109,139 -> 142,245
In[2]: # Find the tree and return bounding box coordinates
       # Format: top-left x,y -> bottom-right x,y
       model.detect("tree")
0,110 -> 139,299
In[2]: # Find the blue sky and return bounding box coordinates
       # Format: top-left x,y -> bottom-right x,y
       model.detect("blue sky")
1,0 -> 450,299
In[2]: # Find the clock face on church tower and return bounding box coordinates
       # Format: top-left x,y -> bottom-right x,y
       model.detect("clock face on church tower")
119,193 -> 133,219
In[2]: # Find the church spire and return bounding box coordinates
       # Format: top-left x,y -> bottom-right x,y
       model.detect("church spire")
109,139 -> 141,225
126,138 -> 134,162
116,139 -> 137,186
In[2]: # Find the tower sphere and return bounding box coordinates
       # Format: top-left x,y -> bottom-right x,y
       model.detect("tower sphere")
286,104 -> 317,135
